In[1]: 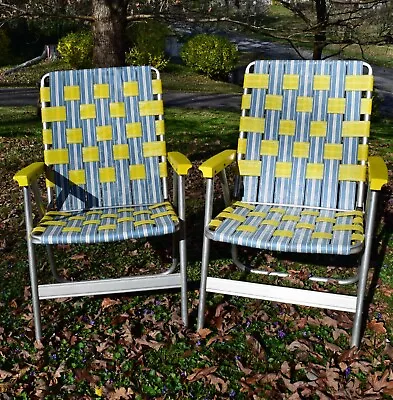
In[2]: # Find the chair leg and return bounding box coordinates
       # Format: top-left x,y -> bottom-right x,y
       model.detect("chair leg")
179,227 -> 188,327
46,245 -> 71,283
351,190 -> 379,348
197,234 -> 211,330
23,187 -> 42,341
177,174 -> 188,327
27,241 -> 42,341
197,178 -> 215,331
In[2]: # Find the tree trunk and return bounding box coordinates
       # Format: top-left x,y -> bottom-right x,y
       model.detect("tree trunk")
313,0 -> 328,60
92,0 -> 127,67
313,32 -> 326,60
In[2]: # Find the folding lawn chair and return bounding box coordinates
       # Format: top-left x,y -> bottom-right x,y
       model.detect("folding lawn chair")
13,66 -> 191,341
197,60 -> 388,347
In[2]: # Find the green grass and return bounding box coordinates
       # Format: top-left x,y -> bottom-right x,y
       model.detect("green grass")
1,104 -> 393,398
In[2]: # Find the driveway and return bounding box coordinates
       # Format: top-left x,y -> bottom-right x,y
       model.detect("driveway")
0,39 -> 392,117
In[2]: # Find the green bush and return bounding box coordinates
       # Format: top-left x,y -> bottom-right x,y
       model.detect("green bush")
125,48 -> 168,70
180,34 -> 238,80
57,31 -> 93,69
0,29 -> 11,66
125,21 -> 170,70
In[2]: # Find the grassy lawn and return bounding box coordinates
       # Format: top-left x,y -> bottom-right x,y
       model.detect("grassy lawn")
1,102 -> 393,398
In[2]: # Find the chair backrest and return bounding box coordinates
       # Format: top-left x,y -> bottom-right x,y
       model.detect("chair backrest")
40,66 -> 167,211
239,60 -> 373,211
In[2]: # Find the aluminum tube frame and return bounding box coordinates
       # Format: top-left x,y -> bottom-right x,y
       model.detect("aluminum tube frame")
351,190 -> 379,348
197,178 -> 214,330
24,186 -> 42,341
177,174 -> 188,327
39,273 -> 183,299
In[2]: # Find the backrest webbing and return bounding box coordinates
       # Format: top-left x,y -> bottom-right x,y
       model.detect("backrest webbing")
239,60 -> 371,211
41,66 -> 167,211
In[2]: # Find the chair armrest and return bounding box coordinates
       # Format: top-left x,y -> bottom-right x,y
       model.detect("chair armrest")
167,152 -> 192,175
13,162 -> 45,187
199,150 -> 236,178
368,156 -> 388,191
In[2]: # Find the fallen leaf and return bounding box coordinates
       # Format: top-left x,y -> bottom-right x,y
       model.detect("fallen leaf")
208,374 -> 228,392
0,370 -> 12,379
236,359 -> 252,376
246,334 -> 266,361
101,298 -> 121,309
197,328 -> 212,339
287,340 -> 310,352
320,316 -> 338,328
368,319 -> 387,334
187,366 -> 218,382
135,338 -> 164,351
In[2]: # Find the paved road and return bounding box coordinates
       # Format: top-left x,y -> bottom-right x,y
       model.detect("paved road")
1,39 -> 392,116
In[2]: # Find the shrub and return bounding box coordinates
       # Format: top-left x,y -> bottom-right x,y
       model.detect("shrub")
0,30 -> 11,66
125,20 -> 170,70
57,31 -> 93,69
125,48 -> 168,70
180,34 -> 238,80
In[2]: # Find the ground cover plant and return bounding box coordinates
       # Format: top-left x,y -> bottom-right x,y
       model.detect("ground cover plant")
1,103 -> 393,399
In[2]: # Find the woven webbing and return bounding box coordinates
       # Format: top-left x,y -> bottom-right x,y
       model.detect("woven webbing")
42,66 -> 166,211
239,60 -> 371,211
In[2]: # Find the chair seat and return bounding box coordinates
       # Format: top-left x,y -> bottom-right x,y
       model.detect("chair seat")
32,202 -> 178,245
206,202 -> 364,255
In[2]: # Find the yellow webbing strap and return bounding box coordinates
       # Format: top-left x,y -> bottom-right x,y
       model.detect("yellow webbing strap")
313,75 -> 331,91
110,102 -> 126,118
98,224 -> 117,231
248,211 -> 267,218
233,201 -> 255,210
273,230 -> 293,238
260,219 -> 280,227
312,232 -> 333,240
63,227 -> 82,233
296,223 -> 315,230
283,74 -> 299,90
83,220 -> 100,225
237,225 -> 258,233
217,212 -> 246,223
82,147 -> 99,163
333,224 -> 363,232
94,84 -> 110,99
243,73 -> 269,89
134,220 -> 155,227
118,217 -> 135,223
139,100 -> 164,116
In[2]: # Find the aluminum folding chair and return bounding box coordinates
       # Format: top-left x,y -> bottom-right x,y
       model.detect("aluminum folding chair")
13,66 -> 191,341
197,60 -> 388,347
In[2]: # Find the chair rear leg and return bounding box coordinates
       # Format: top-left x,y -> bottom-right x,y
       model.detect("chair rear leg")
351,190 -> 379,348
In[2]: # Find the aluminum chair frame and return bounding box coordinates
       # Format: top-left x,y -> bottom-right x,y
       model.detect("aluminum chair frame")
14,66 -> 191,341
196,60 -> 388,348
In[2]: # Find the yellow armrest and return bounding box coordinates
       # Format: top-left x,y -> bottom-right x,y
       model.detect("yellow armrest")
167,152 -> 192,176
199,150 -> 236,178
13,162 -> 45,187
368,156 -> 388,191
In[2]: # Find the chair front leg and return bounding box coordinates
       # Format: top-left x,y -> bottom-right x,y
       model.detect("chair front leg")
177,174 -> 188,327
197,178 -> 214,330
23,186 -> 42,341
351,190 -> 379,348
